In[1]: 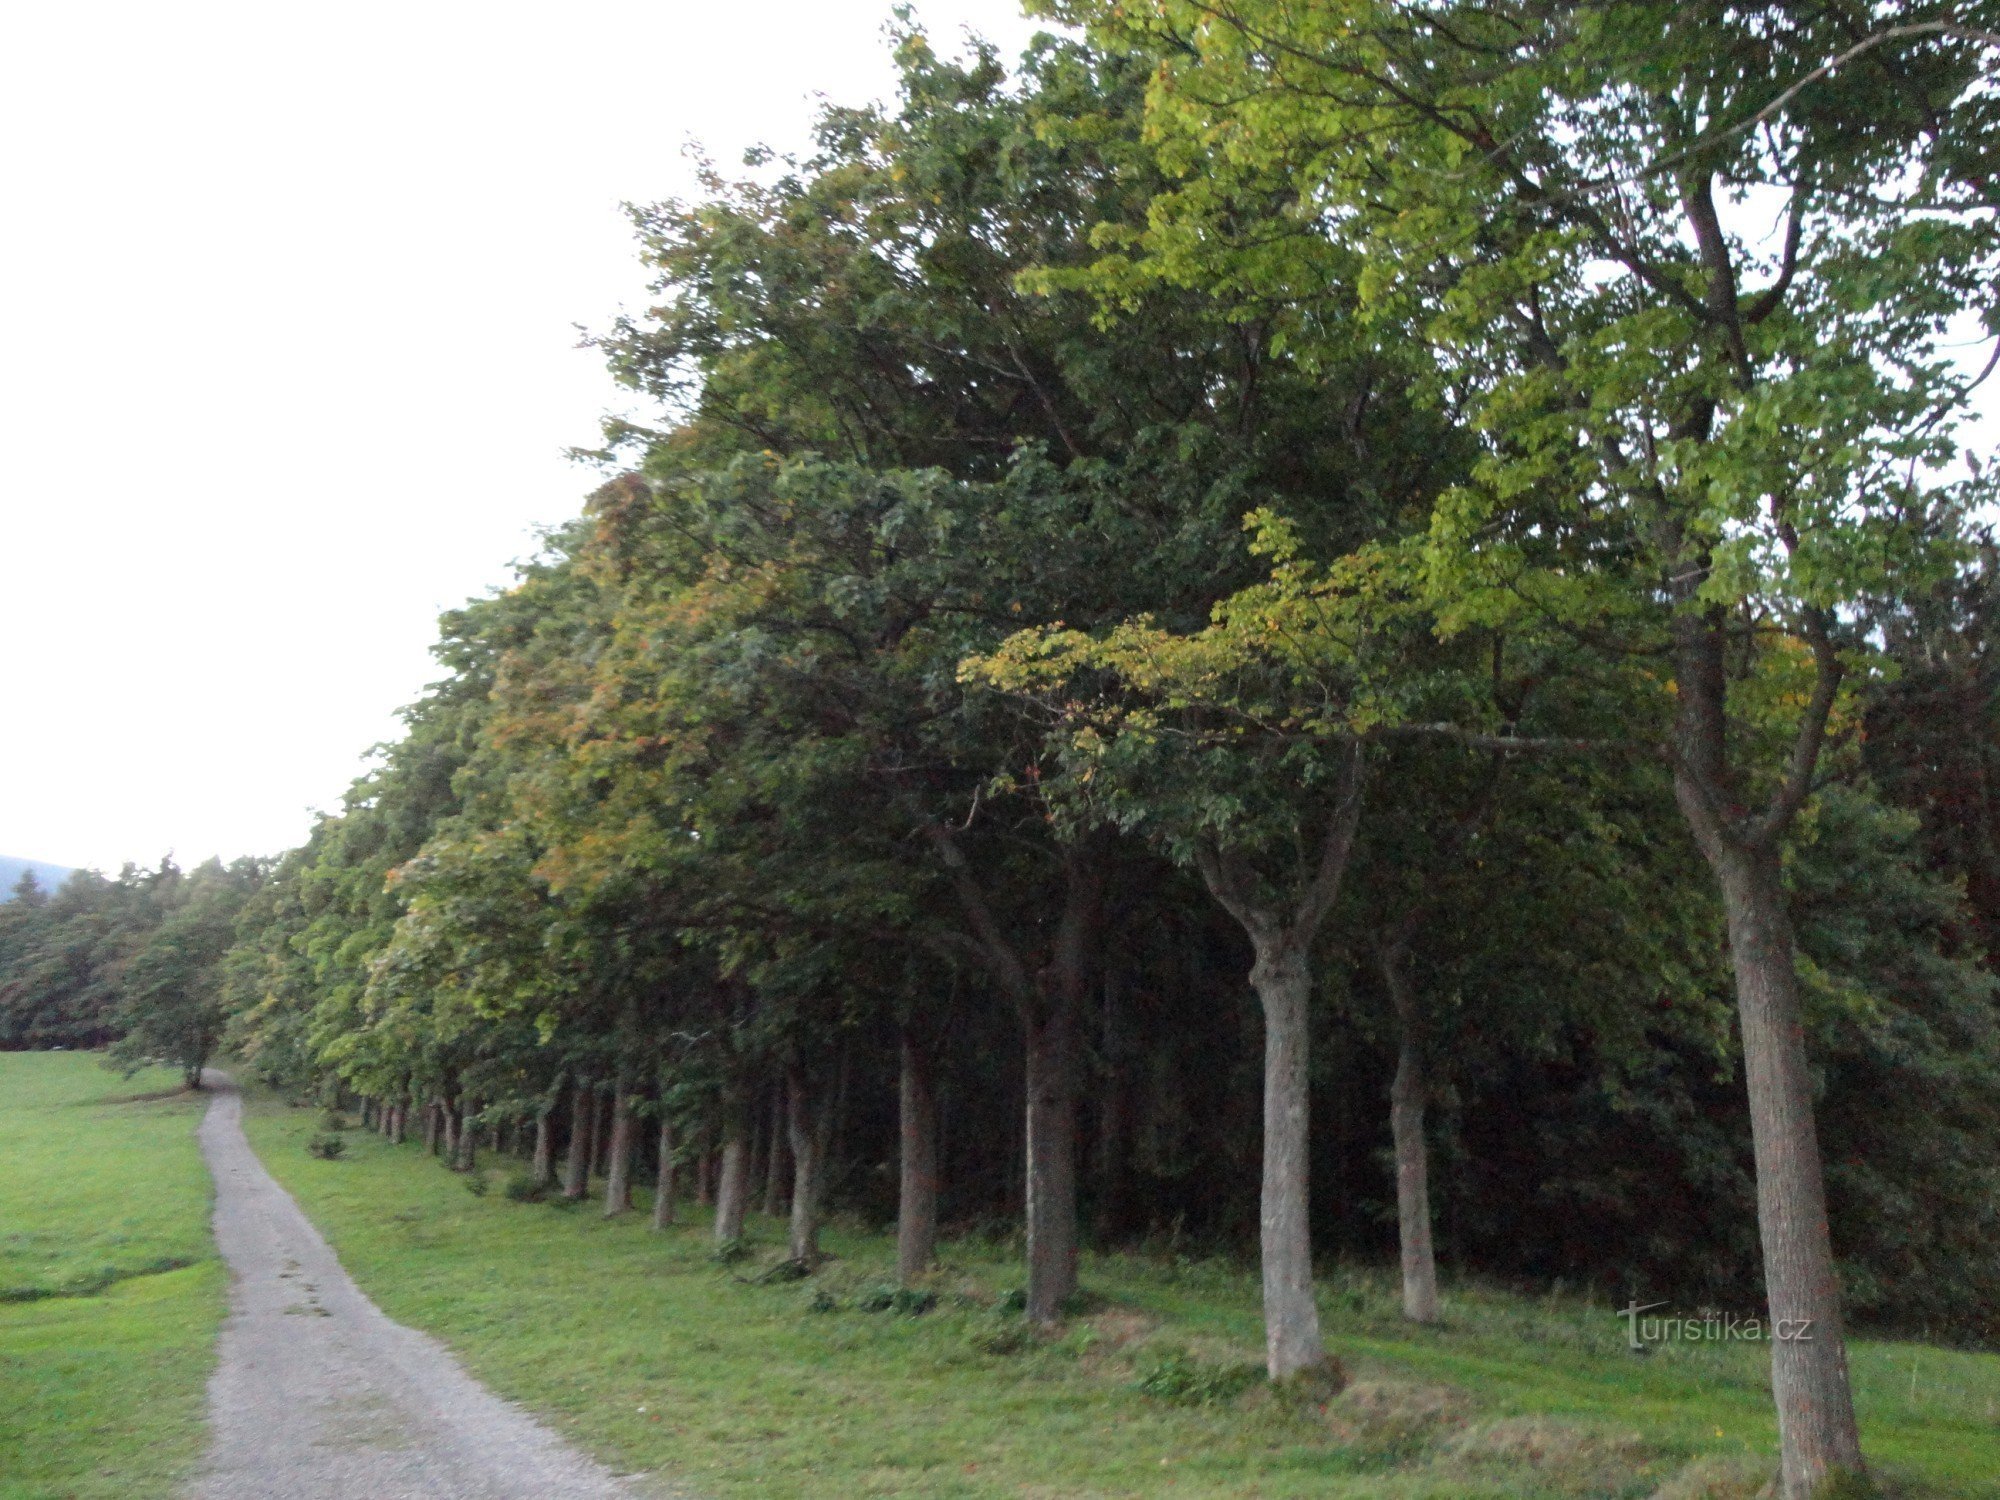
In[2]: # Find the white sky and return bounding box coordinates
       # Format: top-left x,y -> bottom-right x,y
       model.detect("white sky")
1,0 -> 1041,874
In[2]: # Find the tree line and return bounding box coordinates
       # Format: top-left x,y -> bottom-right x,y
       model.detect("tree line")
7,10 -> 2000,1495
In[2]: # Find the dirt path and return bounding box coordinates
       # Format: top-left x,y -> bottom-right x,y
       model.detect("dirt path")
190,1073 -> 656,1499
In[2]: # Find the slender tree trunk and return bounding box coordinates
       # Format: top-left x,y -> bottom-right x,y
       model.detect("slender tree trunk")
457,1101 -> 477,1171
603,1080 -> 635,1217
531,1106 -> 554,1188
785,1061 -> 831,1265
423,1101 -> 440,1156
652,1109 -> 677,1230
897,1024 -> 939,1285
762,1086 -> 790,1218
593,1088 -> 614,1178
562,1081 -> 594,1200
1668,607 -> 1863,1498
713,1084 -> 753,1245
1095,969 -> 1134,1241
1711,840 -> 1864,1496
927,827 -> 1102,1327
442,1101 -> 461,1167
1023,1001 -> 1081,1326
1382,946 -> 1440,1324
1247,940 -> 1327,1378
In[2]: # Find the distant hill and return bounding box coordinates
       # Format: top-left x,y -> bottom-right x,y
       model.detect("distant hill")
0,857 -> 79,900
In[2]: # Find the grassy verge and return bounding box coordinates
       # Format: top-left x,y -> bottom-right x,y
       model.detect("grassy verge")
0,1052 -> 223,1500
240,1088 -> 2000,1499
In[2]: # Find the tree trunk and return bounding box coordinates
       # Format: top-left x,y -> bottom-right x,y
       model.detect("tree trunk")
442,1101 -> 461,1168
713,1084 -> 753,1246
603,1081 -> 635,1217
785,1061 -> 832,1265
423,1101 -> 440,1156
1382,946 -> 1440,1325
1095,968 -> 1134,1241
457,1101 -> 477,1172
652,1110 -> 677,1230
562,1081 -> 594,1200
696,1142 -> 714,1207
593,1088 -> 614,1179
531,1107 -> 554,1187
1247,940 -> 1327,1378
1668,604 -> 1863,1498
1023,1001 -> 1081,1326
762,1086 -> 790,1218
1711,841 -> 1864,1496
897,1024 -> 939,1285
927,827 -> 1102,1327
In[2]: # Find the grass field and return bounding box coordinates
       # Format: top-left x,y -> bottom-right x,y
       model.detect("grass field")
0,1052 -> 223,1500
239,1087 -> 2000,1499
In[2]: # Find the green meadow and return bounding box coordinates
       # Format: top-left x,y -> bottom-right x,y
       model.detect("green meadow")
240,1083 -> 2000,1500
0,1053 -> 223,1500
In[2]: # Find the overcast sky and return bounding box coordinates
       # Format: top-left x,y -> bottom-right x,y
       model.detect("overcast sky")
1,0 -> 1041,874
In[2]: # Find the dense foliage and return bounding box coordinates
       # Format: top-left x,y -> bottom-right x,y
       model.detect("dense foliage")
6,13 -> 1998,1489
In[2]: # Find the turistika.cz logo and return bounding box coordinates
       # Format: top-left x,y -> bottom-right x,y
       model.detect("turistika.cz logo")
1618,1301 -> 1816,1350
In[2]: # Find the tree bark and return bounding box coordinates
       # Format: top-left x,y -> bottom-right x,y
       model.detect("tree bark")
456,1101 -> 477,1172
1191,744 -> 1364,1380
896,1024 -> 939,1285
1669,606 -> 1863,1497
1094,968 -> 1134,1241
926,827 -> 1102,1327
762,1084 -> 790,1218
785,1060 -> 833,1265
713,1083 -> 753,1246
423,1101 -> 440,1156
593,1087 -> 614,1179
1710,840 -> 1864,1496
603,1080 -> 635,1217
531,1106 -> 554,1188
442,1100 -> 461,1168
651,1109 -> 677,1230
1381,944 -> 1440,1324
1022,1000 -> 1081,1325
1246,940 -> 1326,1377
562,1080 -> 594,1200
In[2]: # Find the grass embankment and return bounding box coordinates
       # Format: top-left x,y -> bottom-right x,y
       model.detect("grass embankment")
0,1053 -> 223,1500
241,1088 -> 2000,1500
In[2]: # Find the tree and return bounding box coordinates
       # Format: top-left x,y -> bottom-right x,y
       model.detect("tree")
111,858 -> 265,1088
1050,3 -> 2000,1486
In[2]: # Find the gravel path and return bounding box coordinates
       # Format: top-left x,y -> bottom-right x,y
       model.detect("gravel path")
190,1073 -> 655,1499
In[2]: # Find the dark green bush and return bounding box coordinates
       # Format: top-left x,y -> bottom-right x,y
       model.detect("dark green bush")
1134,1348 -> 1265,1406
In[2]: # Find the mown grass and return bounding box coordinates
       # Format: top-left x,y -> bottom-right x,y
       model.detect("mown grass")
240,1087 -> 2000,1500
0,1052 -> 223,1500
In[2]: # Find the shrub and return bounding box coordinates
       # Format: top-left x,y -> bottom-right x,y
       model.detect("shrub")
1134,1347 -> 1265,1406
502,1172 -> 547,1203
306,1133 -> 346,1160
318,1110 -> 349,1132
965,1312 -> 1037,1356
463,1173 -> 490,1197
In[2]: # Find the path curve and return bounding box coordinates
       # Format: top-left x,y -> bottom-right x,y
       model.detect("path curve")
190,1072 -> 652,1499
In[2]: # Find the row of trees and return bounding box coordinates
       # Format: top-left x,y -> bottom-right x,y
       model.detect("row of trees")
2,858 -> 262,1086
8,10 -> 1998,1496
